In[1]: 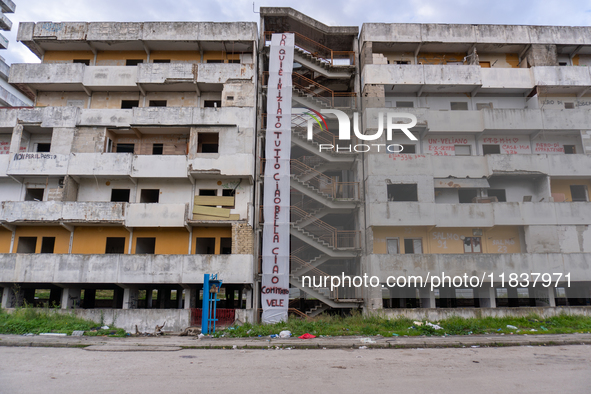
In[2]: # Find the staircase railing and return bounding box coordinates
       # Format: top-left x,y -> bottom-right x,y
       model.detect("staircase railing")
290,159 -> 360,200
264,31 -> 356,66
291,205 -> 361,249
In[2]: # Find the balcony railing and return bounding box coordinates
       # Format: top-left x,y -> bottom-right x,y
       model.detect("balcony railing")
264,31 -> 355,66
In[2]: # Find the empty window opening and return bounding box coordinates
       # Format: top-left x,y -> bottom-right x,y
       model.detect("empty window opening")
487,189 -> 507,202
195,238 -> 216,254
395,60 -> 410,65
73,59 -> 91,65
105,237 -> 126,254
387,238 -> 399,254
387,184 -> 418,202
136,238 -> 156,254
105,138 -> 114,153
126,59 -> 143,66
476,103 -> 493,110
198,133 -> 219,153
459,189 -> 478,204
222,189 -> 236,209
400,144 -> 416,154
226,96 -> 234,101
25,188 -> 44,201
479,61 -> 491,68
450,102 -> 468,111
35,143 -> 51,153
111,189 -> 131,202
40,237 -> 56,254
570,185 -> 588,202
558,62 -> 568,66
199,189 -> 217,196
116,143 -> 135,153
152,59 -> 171,63
463,237 -> 482,253
228,59 -> 241,64
404,238 -> 422,254
121,100 -> 139,109
204,100 -> 222,108
149,100 -> 167,107
220,238 -> 232,254
140,189 -> 160,203
16,237 -> 37,253
564,102 -> 575,109
206,59 -> 224,63
482,144 -> 501,155
396,101 -> 414,108
454,145 -> 471,156
152,143 -> 163,155
564,145 -> 576,154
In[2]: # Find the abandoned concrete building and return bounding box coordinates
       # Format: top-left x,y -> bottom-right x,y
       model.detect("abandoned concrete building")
0,7 -> 590,330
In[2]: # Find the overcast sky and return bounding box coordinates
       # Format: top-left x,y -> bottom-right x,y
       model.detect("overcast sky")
2,0 -> 591,64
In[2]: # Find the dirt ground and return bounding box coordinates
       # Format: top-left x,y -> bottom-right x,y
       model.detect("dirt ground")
1,345 -> 590,393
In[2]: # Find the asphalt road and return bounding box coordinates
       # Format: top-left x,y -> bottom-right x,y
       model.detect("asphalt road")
1,345 -> 590,393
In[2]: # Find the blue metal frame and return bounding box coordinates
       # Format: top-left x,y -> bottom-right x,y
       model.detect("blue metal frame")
201,273 -> 223,334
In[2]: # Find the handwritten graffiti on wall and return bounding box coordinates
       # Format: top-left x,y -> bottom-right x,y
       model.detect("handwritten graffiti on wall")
13,153 -> 57,160
0,142 -> 26,155
426,138 -> 469,156
534,142 -> 564,153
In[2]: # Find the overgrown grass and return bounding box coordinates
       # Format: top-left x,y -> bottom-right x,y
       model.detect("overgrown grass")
0,307 -> 126,337
218,311 -> 591,338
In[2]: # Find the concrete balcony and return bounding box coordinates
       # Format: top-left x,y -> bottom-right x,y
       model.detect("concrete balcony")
0,253 -> 254,284
366,154 -> 591,178
131,155 -> 188,178
365,252 -> 591,283
82,66 -> 138,90
124,203 -> 188,227
0,57 -> 9,80
0,32 -> 7,50
6,152 -> 69,176
532,66 -> 591,92
0,201 -> 126,224
0,154 -> 8,177
137,63 -> 255,90
68,153 -> 132,177
188,153 -> 254,179
366,202 -> 591,227
0,0 -> 16,13
480,68 -> 533,94
0,11 -> 12,31
9,63 -> 85,91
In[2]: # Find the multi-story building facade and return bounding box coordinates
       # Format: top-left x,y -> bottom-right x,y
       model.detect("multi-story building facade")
0,0 -> 32,107
0,9 -> 589,330
0,21 -> 258,329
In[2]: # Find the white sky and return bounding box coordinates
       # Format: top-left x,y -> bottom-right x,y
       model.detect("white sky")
2,0 -> 591,64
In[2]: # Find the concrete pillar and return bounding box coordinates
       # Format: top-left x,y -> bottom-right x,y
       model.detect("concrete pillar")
245,286 -> 253,309
419,287 -> 436,308
61,288 -> 81,309
83,289 -> 96,309
122,287 -> 139,309
146,288 -> 153,309
8,124 -> 23,156
477,287 -> 496,308
49,288 -> 62,307
1,286 -> 25,308
547,287 -> 556,307
181,286 -> 197,309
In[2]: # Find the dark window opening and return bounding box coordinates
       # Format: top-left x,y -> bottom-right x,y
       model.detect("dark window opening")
199,189 -> 217,196
40,237 -> 56,254
571,185 -> 588,202
220,238 -> 232,254
25,188 -> 44,201
395,60 -> 410,65
222,189 -> 235,209
564,102 -> 575,109
559,62 -> 568,66
396,101 -> 414,108
482,144 -> 501,155
126,59 -> 143,66
16,237 -> 37,253
226,96 -> 234,101
136,238 -> 156,254
459,189 -> 478,204
152,59 -> 171,63
387,184 -> 418,202
206,60 -> 223,63
195,238 -> 216,254
149,100 -> 167,107
450,102 -> 469,111
73,59 -> 90,65
228,59 -> 240,64
140,189 -> 160,203
400,144 -> 416,154
36,143 -> 51,152
198,133 -> 219,153
121,100 -> 139,109
116,143 -> 135,153
463,237 -> 482,253
404,238 -> 422,254
105,237 -> 126,254
487,189 -> 507,202
110,189 -> 130,202
152,143 -> 163,155
204,100 -> 222,108
564,145 -> 576,154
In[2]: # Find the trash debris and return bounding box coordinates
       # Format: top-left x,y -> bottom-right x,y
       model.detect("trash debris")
541,326 -> 548,331
392,333 -> 399,337
269,334 -> 279,338
279,330 -> 292,338
39,333 -> 67,336
101,326 -> 110,330
22,333 -> 35,336
506,325 -> 517,330
72,331 -> 84,336
413,321 -> 424,326
530,329 -> 537,332
232,345 -> 237,349
471,345 -> 480,348
360,338 -> 376,344
198,333 -> 205,339
497,328 -> 502,331
426,322 -> 443,330
359,346 -> 368,349
298,333 -> 316,339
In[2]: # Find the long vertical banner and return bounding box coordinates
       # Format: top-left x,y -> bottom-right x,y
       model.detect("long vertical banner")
261,33 -> 294,323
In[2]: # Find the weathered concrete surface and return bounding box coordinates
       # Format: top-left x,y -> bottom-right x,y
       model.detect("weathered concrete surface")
2,344 -> 590,393
64,308 -> 190,333
0,253 -> 254,284
124,203 -> 187,227
0,201 -> 126,223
